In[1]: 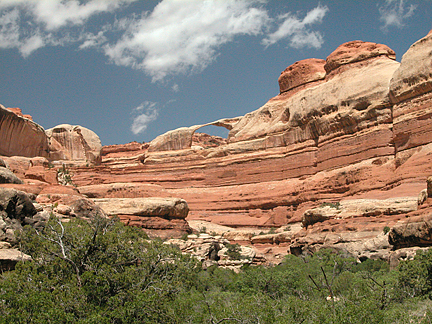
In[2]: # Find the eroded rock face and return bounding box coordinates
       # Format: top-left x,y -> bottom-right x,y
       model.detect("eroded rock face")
390,32 -> 432,103
47,124 -> 102,165
390,31 -> 432,157
0,105 -> 49,158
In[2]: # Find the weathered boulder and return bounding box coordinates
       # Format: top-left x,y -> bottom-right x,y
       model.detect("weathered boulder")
94,197 -> 189,218
0,188 -> 37,222
0,167 -> 23,184
148,118 -> 239,152
324,40 -> 396,73
0,105 -> 49,158
278,58 -> 326,94
47,124 -> 102,165
148,127 -> 197,152
302,198 -> 417,227
93,197 -> 191,238
427,176 -> 432,197
0,248 -> 31,271
389,216 -> 432,249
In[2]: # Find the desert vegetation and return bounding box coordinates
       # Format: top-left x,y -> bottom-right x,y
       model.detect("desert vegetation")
1,216 -> 432,323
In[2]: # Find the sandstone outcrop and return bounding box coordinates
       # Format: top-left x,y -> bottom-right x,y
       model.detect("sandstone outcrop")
93,197 -> 191,238
0,167 -> 23,184
0,105 -> 50,158
6,107 -> 33,121
278,58 -> 326,94
47,124 -> 102,165
324,41 -> 396,73
0,248 -> 31,271
302,198 -> 418,228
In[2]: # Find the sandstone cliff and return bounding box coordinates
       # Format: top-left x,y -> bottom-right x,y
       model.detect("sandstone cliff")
2,30 -> 432,263
67,30 -> 432,260
0,105 -> 49,158
0,106 -> 102,165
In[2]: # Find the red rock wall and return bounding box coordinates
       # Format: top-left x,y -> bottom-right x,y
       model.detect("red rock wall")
0,105 -> 49,158
70,32 -> 432,229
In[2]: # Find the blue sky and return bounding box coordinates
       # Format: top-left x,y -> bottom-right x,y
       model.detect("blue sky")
0,0 -> 430,145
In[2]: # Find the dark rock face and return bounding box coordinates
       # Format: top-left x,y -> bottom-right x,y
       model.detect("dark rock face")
0,167 -> 23,184
389,217 -> 432,249
0,188 -> 37,222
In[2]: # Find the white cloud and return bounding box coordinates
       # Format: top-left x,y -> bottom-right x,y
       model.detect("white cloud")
379,0 -> 416,30
0,9 -> 21,49
0,0 -> 329,81
0,0 -> 137,30
171,83 -> 180,93
262,4 -> 328,49
103,0 -> 270,81
130,101 -> 159,135
0,0 -> 135,55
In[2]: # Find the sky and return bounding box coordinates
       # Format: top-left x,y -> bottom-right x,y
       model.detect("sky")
0,0 -> 431,146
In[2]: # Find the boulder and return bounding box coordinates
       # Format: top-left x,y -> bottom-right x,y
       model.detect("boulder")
0,167 -> 23,184
278,58 -> 326,93
324,40 -> 396,74
0,248 -> 31,271
418,189 -> 428,206
94,197 -> 191,238
148,127 -> 198,152
47,124 -> 102,165
303,198 -> 418,228
389,217 -> 432,249
0,188 -> 36,222
0,105 -> 49,158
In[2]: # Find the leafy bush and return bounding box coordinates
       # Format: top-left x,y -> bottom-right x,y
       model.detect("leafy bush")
1,217 -> 432,323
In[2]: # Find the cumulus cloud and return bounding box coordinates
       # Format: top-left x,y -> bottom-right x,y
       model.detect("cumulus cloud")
262,4 -> 328,49
130,101 -> 159,135
379,0 -> 416,30
0,0 -> 135,56
0,0 -> 329,80
104,0 -> 270,81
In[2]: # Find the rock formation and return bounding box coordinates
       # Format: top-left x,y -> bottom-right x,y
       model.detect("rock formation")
0,105 -> 50,158
93,197 -> 191,238
2,30 -> 432,265
47,124 -> 102,165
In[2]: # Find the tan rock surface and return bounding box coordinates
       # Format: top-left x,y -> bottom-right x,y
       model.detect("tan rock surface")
0,248 -> 31,271
389,31 -> 432,103
47,124 -> 102,165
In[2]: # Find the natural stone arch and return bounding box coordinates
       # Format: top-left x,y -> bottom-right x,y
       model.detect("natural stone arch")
148,117 -> 241,152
